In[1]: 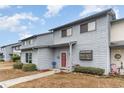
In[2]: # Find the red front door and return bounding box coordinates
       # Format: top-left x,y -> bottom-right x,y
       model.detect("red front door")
61,52 -> 66,67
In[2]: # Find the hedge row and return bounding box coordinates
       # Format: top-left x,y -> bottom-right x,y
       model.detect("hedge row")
74,66 -> 105,75
13,62 -> 23,69
13,63 -> 37,71
22,64 -> 37,71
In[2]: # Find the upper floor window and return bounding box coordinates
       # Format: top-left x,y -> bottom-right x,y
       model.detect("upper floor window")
61,28 -> 72,37
88,21 -> 96,31
80,24 -> 88,33
13,46 -> 20,50
28,39 -> 33,45
1,48 -> 4,51
23,39 -> 33,46
23,41 -> 27,45
80,21 -> 96,33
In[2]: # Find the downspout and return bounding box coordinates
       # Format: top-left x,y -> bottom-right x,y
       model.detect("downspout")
106,12 -> 113,75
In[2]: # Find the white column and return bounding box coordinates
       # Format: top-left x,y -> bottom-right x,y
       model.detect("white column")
69,43 -> 73,70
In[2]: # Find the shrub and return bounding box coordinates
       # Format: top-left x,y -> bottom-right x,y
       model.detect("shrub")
12,54 -> 20,62
0,59 -> 4,62
74,66 -> 105,75
13,62 -> 23,69
22,63 -> 37,71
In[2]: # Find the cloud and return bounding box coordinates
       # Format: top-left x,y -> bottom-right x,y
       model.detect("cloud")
80,5 -> 120,19
19,31 -> 32,39
44,5 -> 65,18
0,12 -> 39,39
17,6 -> 23,9
0,5 -> 11,9
0,13 -> 39,31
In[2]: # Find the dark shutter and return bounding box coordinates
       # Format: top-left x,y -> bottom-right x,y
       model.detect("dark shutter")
25,53 -> 28,63
29,53 -> 32,63
80,24 -> 88,33
61,29 -> 67,37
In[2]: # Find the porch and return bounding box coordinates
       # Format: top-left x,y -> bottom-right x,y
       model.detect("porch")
110,41 -> 124,75
49,41 -> 76,71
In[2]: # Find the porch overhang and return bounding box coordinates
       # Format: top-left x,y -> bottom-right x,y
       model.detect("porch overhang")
21,41 -> 77,50
110,41 -> 124,48
49,41 -> 77,48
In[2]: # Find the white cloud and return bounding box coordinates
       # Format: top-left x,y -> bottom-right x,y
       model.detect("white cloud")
0,12 -> 39,39
19,31 -> 32,39
44,5 -> 65,18
40,19 -> 46,25
80,5 -> 120,19
0,5 -> 10,9
17,6 -> 23,9
0,13 -> 39,31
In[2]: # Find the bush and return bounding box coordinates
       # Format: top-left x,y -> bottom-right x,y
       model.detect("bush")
74,66 -> 105,75
13,62 -> 23,69
22,63 -> 37,71
12,54 -> 20,62
0,59 -> 4,62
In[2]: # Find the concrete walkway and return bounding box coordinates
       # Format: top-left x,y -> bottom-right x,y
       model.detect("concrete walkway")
0,70 -> 55,88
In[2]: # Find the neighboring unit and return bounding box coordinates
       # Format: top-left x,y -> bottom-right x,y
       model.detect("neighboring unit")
0,42 -> 21,61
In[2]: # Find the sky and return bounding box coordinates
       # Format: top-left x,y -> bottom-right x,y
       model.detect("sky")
0,5 -> 124,46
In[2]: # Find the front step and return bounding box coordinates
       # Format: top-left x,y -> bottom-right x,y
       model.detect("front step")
60,68 -> 71,73
53,69 -> 61,73
53,68 -> 71,73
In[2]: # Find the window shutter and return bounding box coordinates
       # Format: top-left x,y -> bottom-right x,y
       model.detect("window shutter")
25,53 -> 28,63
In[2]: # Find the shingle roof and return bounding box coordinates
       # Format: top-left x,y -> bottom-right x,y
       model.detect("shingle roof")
49,8 -> 115,31
20,32 -> 53,41
1,42 -> 21,48
111,18 -> 124,23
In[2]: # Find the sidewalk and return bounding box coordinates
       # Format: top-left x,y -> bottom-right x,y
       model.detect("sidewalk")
0,70 -> 55,88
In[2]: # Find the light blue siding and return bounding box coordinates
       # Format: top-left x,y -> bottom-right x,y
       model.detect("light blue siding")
21,13 -> 113,74
53,15 -> 112,74
37,48 -> 53,70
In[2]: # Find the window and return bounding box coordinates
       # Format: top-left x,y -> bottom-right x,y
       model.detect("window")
30,39 -> 33,44
80,24 -> 88,33
25,53 -> 32,63
28,39 -> 33,45
13,46 -> 20,50
62,29 -> 67,37
79,50 -> 93,61
80,21 -> 96,33
23,41 -> 27,45
67,28 -> 72,36
88,21 -> 96,31
61,28 -> 72,37
1,48 -> 4,51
